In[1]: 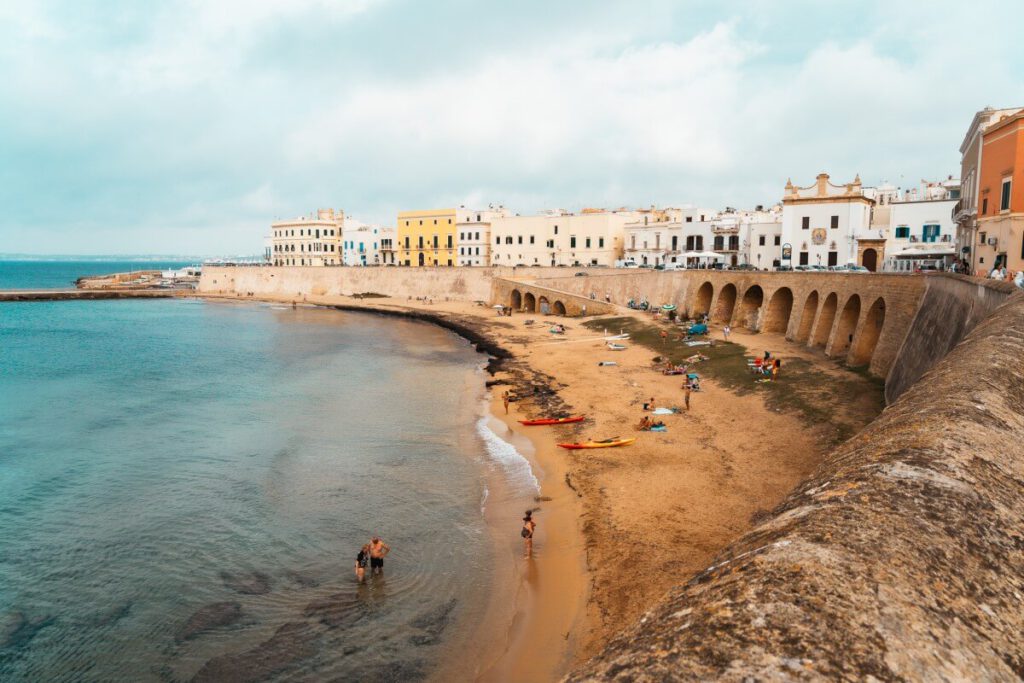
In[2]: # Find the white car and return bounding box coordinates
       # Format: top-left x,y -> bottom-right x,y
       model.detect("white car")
663,263 -> 687,271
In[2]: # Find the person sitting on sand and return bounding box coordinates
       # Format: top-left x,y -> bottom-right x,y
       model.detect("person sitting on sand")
355,544 -> 369,583
522,511 -> 536,558
637,415 -> 652,431
368,536 -> 390,576
642,397 -> 655,411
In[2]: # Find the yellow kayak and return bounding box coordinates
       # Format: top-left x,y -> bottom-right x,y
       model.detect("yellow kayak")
558,437 -> 636,450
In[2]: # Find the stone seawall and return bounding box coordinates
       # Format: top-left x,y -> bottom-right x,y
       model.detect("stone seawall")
570,293 -> 1024,681
885,273 -> 1018,402
0,289 -> 178,301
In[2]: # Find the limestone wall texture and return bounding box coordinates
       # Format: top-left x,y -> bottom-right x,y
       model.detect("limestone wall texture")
570,293 -> 1024,681
199,265 -> 502,301
885,273 -> 1018,402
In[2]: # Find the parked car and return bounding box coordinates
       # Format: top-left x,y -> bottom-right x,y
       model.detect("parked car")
847,265 -> 870,273
775,265 -> 793,272
663,263 -> 686,271
574,272 -> 589,277
732,263 -> 758,271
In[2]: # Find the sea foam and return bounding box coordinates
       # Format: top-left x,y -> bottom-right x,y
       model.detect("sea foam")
476,415 -> 540,496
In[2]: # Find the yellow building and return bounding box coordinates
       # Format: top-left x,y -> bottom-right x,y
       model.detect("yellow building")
397,208 -> 457,266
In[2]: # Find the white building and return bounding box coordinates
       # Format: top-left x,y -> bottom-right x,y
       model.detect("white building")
270,208 -> 344,266
876,179 -> 960,272
457,205 -> 510,266
623,207 -> 717,267
342,219 -> 395,266
736,206 -> 783,269
781,174 -> 872,269
490,208 -> 643,267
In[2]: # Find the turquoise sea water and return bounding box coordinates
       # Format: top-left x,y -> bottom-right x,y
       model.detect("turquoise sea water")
0,294 -> 500,681
0,260 -> 192,290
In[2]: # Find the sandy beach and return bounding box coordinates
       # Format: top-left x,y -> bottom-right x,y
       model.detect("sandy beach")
198,290 -> 884,679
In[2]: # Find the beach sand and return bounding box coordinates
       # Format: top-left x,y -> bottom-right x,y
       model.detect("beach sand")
199,291 -> 883,678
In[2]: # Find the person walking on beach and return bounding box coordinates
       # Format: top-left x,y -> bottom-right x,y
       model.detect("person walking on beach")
502,390 -> 511,414
354,544 -> 369,583
723,324 -> 731,341
521,511 -> 536,558
368,536 -> 390,576
683,383 -> 691,411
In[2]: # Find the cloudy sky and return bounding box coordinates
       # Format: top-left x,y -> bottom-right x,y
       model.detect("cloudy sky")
2,1 -> 1022,256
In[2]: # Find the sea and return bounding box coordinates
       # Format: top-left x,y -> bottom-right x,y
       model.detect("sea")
0,261 -> 537,681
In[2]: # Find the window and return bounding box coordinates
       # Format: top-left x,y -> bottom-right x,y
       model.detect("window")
685,217 -> 693,223
1001,178 -> 1012,211
799,251 -> 809,265
585,237 -> 591,248
758,235 -> 766,246
418,236 -> 424,248
554,225 -> 558,235
529,236 -> 535,244
922,225 -> 940,243
895,226 -> 910,238
447,235 -> 453,248
570,236 -> 576,248
695,236 -> 704,251
476,214 -> 481,221
713,236 -> 724,250
830,215 -> 839,229
802,217 -> 810,230
495,236 -> 500,244
506,236 -> 513,244
599,237 -> 604,248
979,231 -> 987,244
518,236 -> 523,244
729,236 -> 739,250
433,236 -> 439,248
475,232 -> 479,240
827,251 -> 838,266
671,236 -> 677,250
774,235 -> 781,246
982,197 -> 988,215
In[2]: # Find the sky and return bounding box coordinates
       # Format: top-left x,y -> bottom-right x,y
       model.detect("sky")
2,1 -> 1023,256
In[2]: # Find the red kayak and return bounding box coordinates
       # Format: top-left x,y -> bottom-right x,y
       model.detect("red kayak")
518,415 -> 586,426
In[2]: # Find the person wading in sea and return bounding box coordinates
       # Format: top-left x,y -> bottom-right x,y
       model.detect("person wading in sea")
369,537 -> 390,576
355,544 -> 369,583
521,511 -> 536,558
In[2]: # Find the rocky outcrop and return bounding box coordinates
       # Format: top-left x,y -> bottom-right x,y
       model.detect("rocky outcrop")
571,293 -> 1024,681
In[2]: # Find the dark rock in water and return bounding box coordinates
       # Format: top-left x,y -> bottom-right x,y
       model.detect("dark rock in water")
94,601 -> 133,628
192,621 -> 317,683
219,570 -> 272,595
176,602 -> 243,642
303,592 -> 367,629
283,570 -> 320,588
0,611 -> 55,651
408,599 -> 456,646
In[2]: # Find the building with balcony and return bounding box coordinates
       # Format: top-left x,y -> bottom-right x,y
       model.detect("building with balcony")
341,221 -> 395,266
270,208 -> 344,266
490,208 -> 642,267
877,179 -> 960,272
954,106 -> 1022,273
976,110 -> 1024,275
623,207 -> 715,267
397,208 -> 457,267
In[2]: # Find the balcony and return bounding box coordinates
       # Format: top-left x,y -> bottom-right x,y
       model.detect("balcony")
711,224 -> 740,234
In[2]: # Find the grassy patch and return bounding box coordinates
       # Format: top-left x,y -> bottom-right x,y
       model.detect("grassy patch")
584,316 -> 884,447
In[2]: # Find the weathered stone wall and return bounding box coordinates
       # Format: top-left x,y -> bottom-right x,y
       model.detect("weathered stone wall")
570,293 -> 1024,681
490,278 -> 616,316
885,273 -> 1018,402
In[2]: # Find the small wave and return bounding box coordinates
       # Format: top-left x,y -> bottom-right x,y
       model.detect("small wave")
479,485 -> 489,514
475,416 -> 540,495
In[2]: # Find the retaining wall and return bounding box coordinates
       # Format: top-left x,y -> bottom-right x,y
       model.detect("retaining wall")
570,293 -> 1024,681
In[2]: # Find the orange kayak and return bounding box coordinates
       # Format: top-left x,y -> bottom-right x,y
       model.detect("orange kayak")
557,437 -> 635,450
519,415 -> 586,426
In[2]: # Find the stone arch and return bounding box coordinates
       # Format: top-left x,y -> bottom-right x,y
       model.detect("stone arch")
849,297 -> 885,366
812,293 -> 838,349
510,289 -> 522,310
694,281 -> 714,317
524,292 -> 537,313
553,300 -> 567,316
795,290 -> 819,343
737,284 -> 764,330
713,283 -> 737,323
538,295 -> 551,315
830,294 -> 862,359
763,287 -> 794,334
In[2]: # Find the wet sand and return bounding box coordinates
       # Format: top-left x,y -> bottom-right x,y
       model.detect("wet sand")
198,291 -> 883,678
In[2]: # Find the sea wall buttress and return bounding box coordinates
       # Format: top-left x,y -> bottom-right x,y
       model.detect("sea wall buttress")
569,293 -> 1024,681
885,273 -> 1018,402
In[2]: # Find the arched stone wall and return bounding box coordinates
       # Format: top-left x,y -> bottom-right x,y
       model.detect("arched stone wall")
795,290 -> 819,343
524,292 -> 536,313
737,285 -> 764,330
830,294 -> 862,359
764,287 -> 794,334
553,300 -> 567,316
714,283 -> 737,324
510,289 -> 522,310
538,295 -> 551,314
813,293 -> 838,348
849,297 -> 886,367
694,282 -> 714,317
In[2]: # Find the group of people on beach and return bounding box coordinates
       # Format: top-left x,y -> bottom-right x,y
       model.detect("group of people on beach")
354,536 -> 390,582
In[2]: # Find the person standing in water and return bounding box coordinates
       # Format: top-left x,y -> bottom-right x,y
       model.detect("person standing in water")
502,390 -> 511,415
354,544 -> 369,583
368,536 -> 390,576
521,511 -> 536,558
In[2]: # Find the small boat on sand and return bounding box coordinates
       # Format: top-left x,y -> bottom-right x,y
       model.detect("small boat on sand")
557,437 -> 636,450
519,415 -> 586,426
